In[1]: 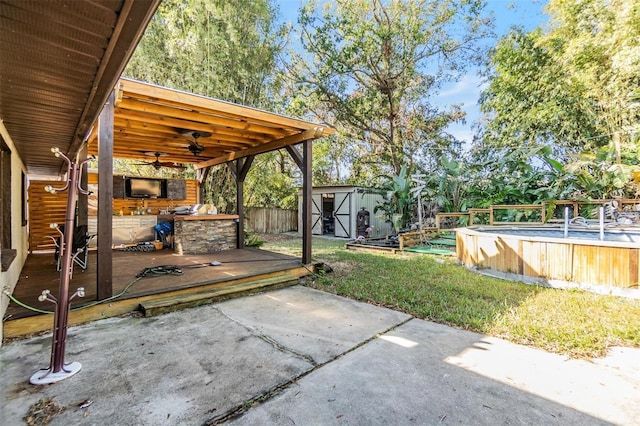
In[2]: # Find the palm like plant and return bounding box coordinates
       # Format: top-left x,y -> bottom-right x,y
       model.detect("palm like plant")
371,165 -> 415,233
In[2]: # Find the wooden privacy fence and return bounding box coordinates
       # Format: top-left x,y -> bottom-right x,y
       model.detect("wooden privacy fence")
245,207 -> 297,234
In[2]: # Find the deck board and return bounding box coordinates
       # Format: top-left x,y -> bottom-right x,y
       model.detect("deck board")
5,247 -> 304,321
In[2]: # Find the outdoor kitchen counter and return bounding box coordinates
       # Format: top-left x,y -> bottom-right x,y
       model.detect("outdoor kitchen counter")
172,214 -> 239,254
172,214 -> 239,221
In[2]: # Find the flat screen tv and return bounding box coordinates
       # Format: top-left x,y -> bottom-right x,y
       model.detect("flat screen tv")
127,178 -> 163,198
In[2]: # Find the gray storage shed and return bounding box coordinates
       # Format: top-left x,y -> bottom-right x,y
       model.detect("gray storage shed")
298,186 -> 393,239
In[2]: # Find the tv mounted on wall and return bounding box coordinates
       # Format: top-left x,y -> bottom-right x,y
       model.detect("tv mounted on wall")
126,178 -> 166,198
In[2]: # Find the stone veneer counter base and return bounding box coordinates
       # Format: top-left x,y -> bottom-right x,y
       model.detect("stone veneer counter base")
173,215 -> 239,255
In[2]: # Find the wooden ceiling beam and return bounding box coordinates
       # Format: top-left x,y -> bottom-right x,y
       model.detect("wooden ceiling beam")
86,79 -> 335,166
119,79 -> 324,131
116,97 -> 291,137
113,117 -> 266,143
195,127 -> 326,169
112,109 -> 273,144
115,118 -> 264,147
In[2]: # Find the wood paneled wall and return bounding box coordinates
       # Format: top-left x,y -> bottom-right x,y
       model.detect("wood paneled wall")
28,180 -> 67,251
87,174 -> 198,216
29,174 -> 198,251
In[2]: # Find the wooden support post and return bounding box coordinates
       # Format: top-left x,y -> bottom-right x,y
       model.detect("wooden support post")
97,92 -> 114,300
233,156 -> 254,249
302,140 -> 312,265
236,167 -> 244,250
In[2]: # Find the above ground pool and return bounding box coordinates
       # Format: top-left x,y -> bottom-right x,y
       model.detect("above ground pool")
456,225 -> 640,297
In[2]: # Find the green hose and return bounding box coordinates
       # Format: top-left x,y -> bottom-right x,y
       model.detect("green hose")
3,276 -> 142,316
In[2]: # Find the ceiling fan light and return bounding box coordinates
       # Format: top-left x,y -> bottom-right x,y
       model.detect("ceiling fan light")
188,144 -> 204,156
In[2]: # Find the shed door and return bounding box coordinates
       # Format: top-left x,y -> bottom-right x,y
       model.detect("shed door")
333,192 -> 351,238
312,193 -> 323,235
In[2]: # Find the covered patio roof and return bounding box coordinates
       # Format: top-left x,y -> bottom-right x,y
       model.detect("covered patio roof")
86,79 -> 334,169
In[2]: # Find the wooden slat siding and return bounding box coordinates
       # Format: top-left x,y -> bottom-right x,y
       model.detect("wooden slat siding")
467,232 -> 478,266
476,235 -> 497,268
522,240 -> 546,278
29,177 -> 198,252
630,249 -> 639,287
504,238 -> 517,273
28,180 -> 68,251
89,173 -> 198,216
110,181 -> 197,215
245,207 -> 297,234
545,243 -> 574,282
455,232 -> 464,262
459,228 -> 640,289
517,240 -> 524,275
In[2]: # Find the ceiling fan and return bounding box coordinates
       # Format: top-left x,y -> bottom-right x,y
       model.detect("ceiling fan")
134,152 -> 185,170
179,129 -> 212,156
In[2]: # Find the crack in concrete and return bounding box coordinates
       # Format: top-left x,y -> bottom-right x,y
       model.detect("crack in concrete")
212,306 -> 317,366
204,313 -> 415,425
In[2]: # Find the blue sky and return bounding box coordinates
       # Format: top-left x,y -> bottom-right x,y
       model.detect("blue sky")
275,0 -> 549,145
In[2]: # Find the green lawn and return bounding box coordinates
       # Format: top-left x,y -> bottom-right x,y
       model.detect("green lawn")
261,234 -> 640,359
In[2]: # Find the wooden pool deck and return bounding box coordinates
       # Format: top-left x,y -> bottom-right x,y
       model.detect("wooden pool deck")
3,248 -> 310,340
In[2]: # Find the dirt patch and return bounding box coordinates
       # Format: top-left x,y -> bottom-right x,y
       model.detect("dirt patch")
24,397 -> 66,425
315,260 -> 356,278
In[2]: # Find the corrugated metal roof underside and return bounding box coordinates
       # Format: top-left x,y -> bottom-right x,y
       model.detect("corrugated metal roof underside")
0,0 -> 159,176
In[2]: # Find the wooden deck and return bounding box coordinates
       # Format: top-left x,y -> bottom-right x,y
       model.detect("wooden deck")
3,247 -> 309,339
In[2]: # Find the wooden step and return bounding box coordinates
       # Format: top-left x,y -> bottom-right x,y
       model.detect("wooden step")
139,275 -> 299,317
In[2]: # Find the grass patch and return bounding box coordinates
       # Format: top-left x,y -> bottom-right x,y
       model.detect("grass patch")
262,234 -> 640,359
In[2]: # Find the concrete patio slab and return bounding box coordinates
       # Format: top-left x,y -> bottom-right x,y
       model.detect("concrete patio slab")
231,318 -> 639,425
1,286 -> 638,425
0,286 -> 409,425
217,286 -> 411,365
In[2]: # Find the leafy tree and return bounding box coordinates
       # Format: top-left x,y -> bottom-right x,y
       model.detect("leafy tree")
544,0 -> 639,145
124,0 -> 285,108
476,0 -> 639,202
564,142 -> 640,200
244,152 -> 299,209
288,0 -> 493,179
124,0 -> 294,209
477,28 -> 598,157
465,145 -> 570,208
